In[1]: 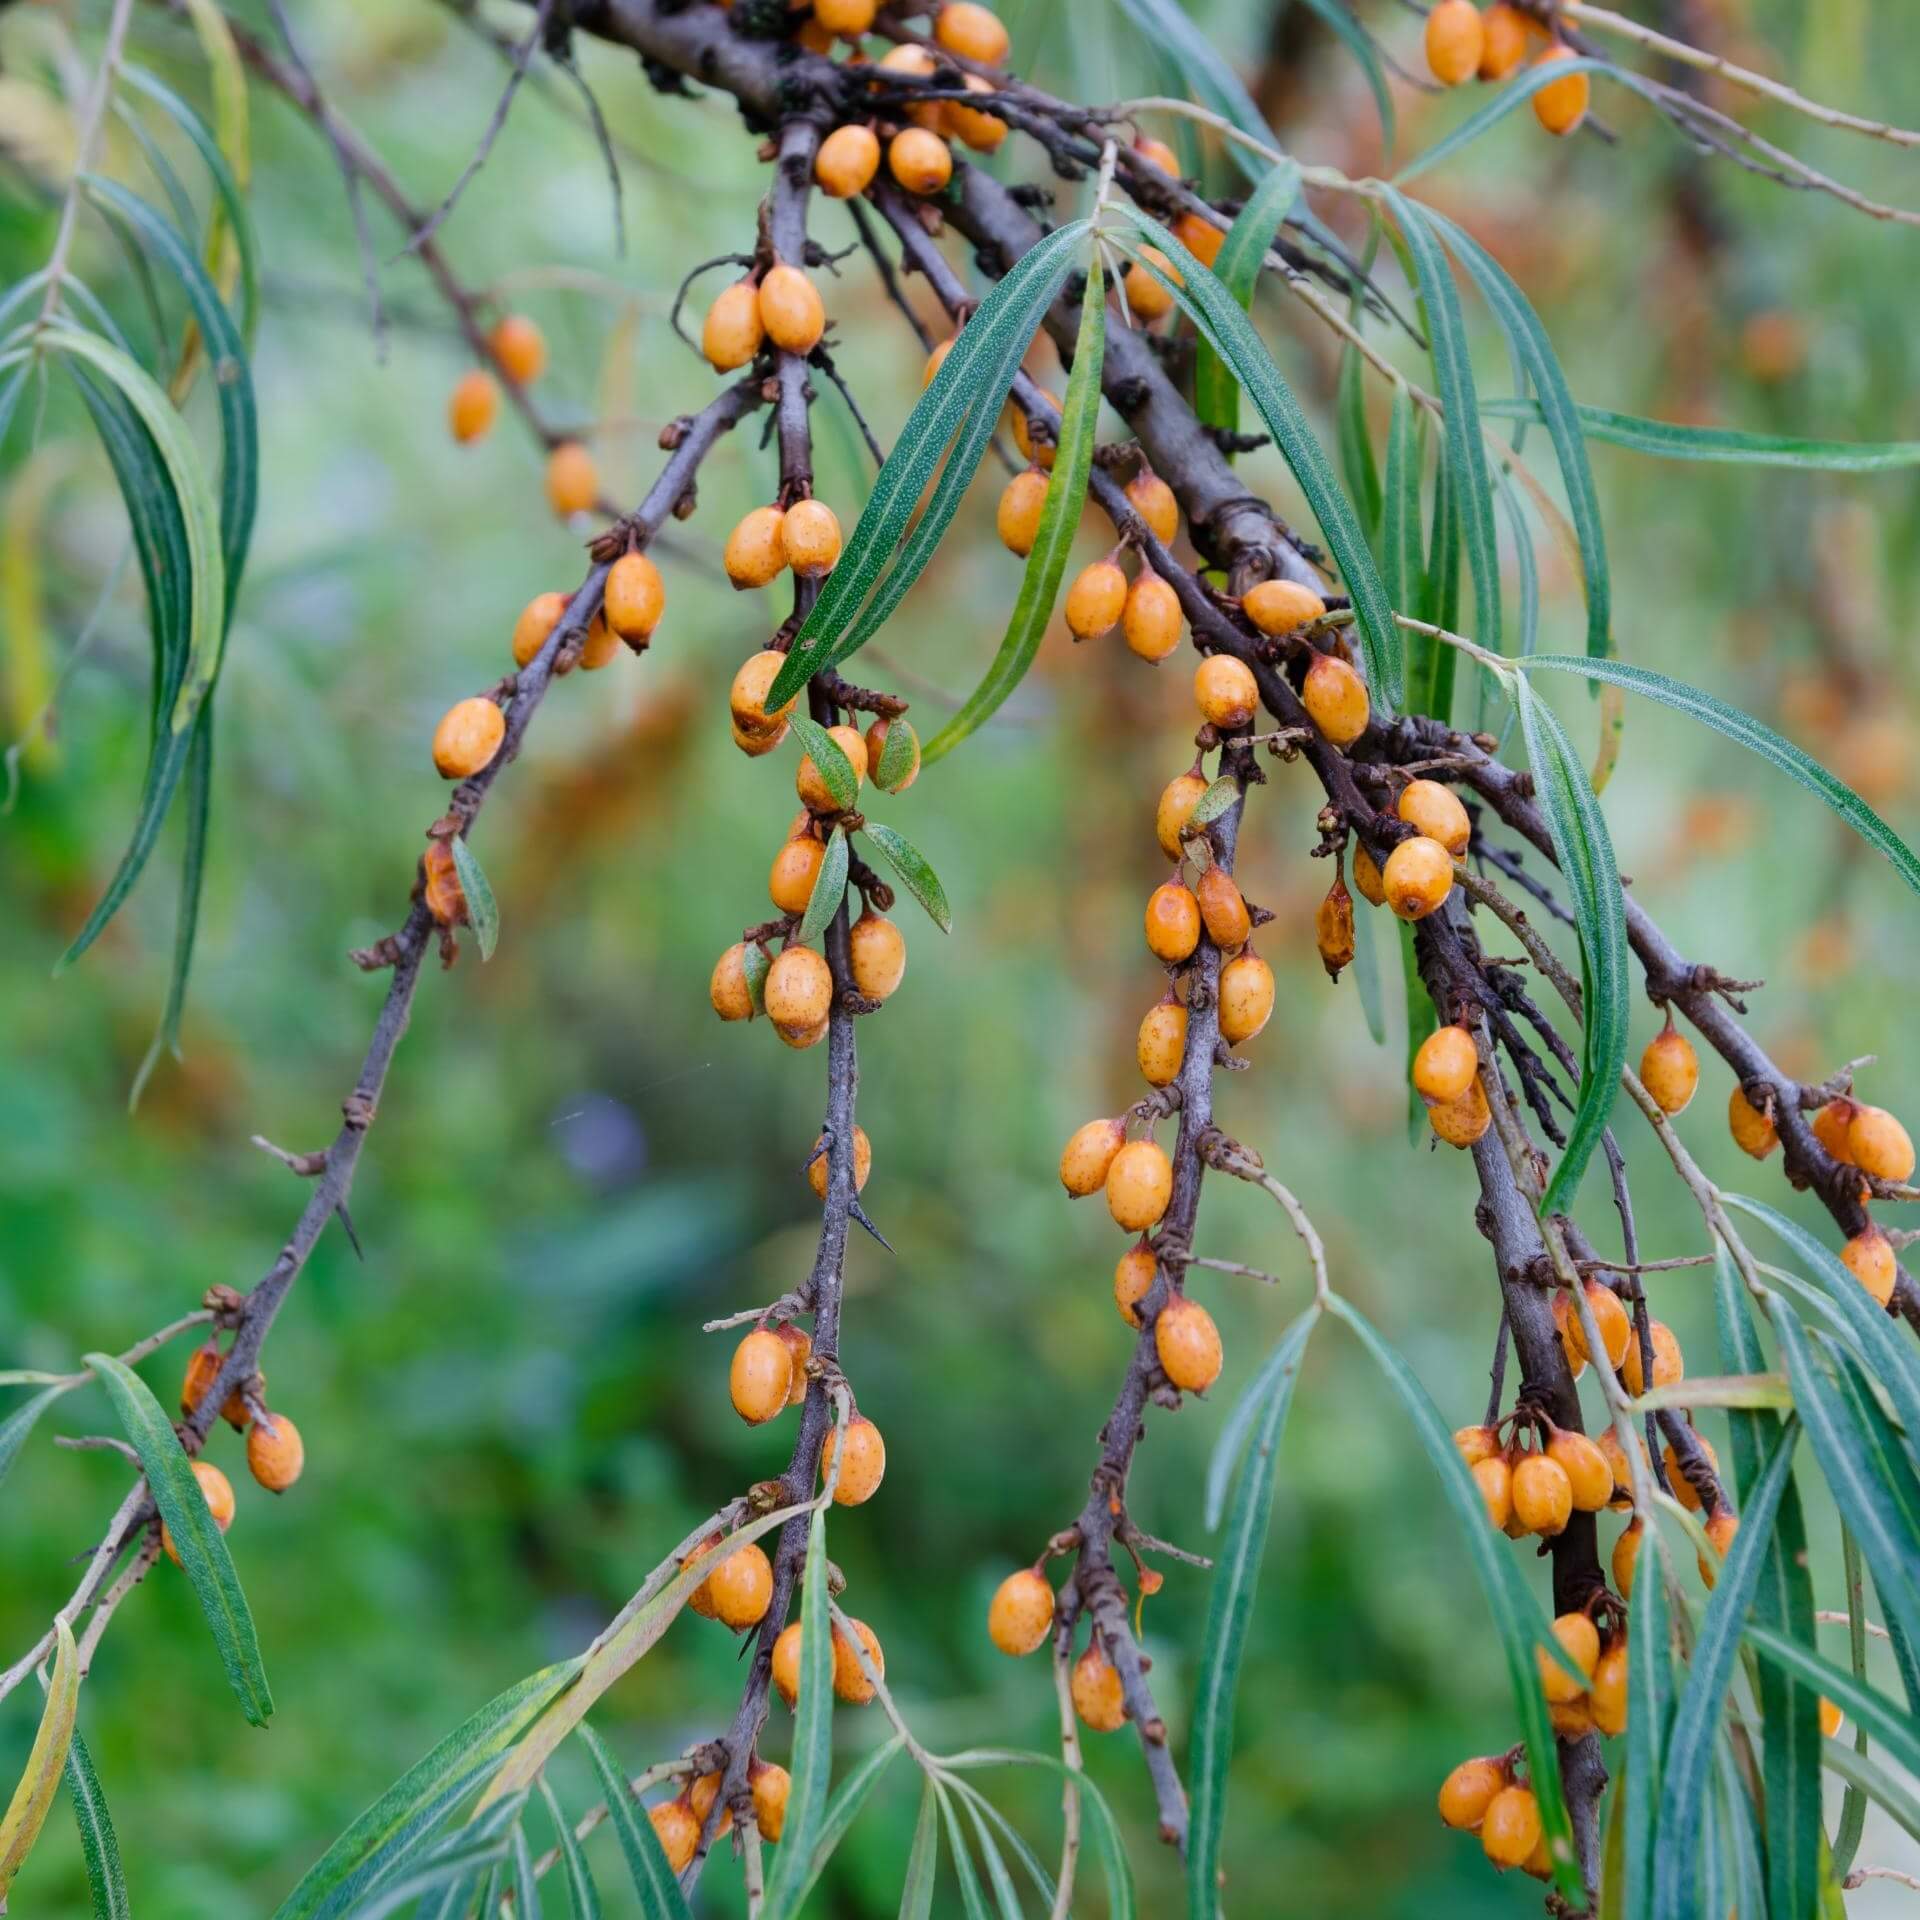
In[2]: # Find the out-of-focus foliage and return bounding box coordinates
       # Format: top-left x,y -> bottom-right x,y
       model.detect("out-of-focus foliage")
2,0 -> 1918,1913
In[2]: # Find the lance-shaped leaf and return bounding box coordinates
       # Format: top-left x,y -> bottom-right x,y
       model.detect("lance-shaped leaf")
1483,398 -> 1920,469
450,837 -> 499,961
925,250 -> 1106,763
1819,1737 -> 1920,1848
0,1617 -> 80,1902
798,827 -> 850,946
1396,58 -> 1648,185
1623,1518 -> 1674,1920
1746,1625 -> 1920,1780
64,1727 -> 129,1920
1378,384 -> 1422,612
0,1382 -> 73,1493
940,1749 -> 1133,1920
536,1776 -> 600,1920
872,717 -> 920,793
1192,158 -> 1301,437
789,714 -> 860,812
760,1508 -> 835,1920
863,823 -> 951,933
1336,339 -> 1382,538
783,1736 -> 904,1913
899,1780 -> 940,1920
579,1726 -> 693,1919
1186,775 -> 1243,837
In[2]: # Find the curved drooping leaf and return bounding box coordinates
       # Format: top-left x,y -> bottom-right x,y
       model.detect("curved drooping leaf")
1377,384 -> 1422,613
1202,1305 -> 1316,1531
1117,212 -> 1403,708
899,1780 -> 940,1920
1623,1515 -> 1673,1920
1833,1526 -> 1871,1879
348,1840 -> 513,1920
449,836 -> 499,961
760,1508 -> 835,1920
1396,58 -> 1640,186
536,1776 -> 601,1920
798,826 -> 850,946
63,1727 -> 130,1920
1512,677 -> 1628,1213
85,1352 -> 271,1726
1526,657 -> 1920,899
1336,340 -> 1381,538
0,1617 -> 79,1901
578,1726 -> 693,1920
1192,158 -> 1301,438
924,251 -> 1106,763
0,1383 -> 73,1494
863,823 -> 951,933
791,1736 -> 904,1912
1746,1625 -> 1920,1780
1483,398 -> 1920,470
1818,1736 -> 1920,1848
937,1782 -> 995,1920
940,1750 -> 1133,1920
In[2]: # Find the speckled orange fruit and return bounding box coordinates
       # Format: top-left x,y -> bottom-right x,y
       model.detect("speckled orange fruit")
1061,1116 -> 1127,1196
997,468 -> 1049,556
688,1770 -> 733,1840
1438,1755 -> 1507,1830
1480,1786 -> 1541,1869
1156,772 -> 1208,859
711,944 -> 756,1022
1145,879 -> 1202,963
1849,1104 -> 1915,1182
750,1760 -> 791,1841
1107,1139 -> 1174,1232
822,1415 -> 886,1504
731,650 -> 798,738
1301,652 -> 1370,746
449,369 -> 499,443
1125,470 -> 1180,546
1123,573 -> 1184,662
848,911 -> 906,1001
1383,836 -> 1454,920
545,442 -> 598,518
1397,779 -> 1471,857
1558,1281 -> 1631,1372
1620,1319 -> 1683,1396
490,313 -> 547,385
432,698 -> 505,779
889,126 -> 953,195
1155,1294 -> 1222,1391
1813,1097 -> 1858,1163
807,1126 -> 872,1200
1640,1023 -> 1700,1115
766,944 -> 834,1031
1454,1424 -> 1500,1468
1137,999 -> 1189,1088
1067,561 -> 1127,639
1427,1076 -> 1490,1147
1351,843 -> 1386,907
1218,951 -> 1275,1046
1242,578 -> 1324,635
1512,1453 -> 1573,1536
731,1329 -> 794,1425
179,1341 -> 223,1419
1194,655 -> 1258,731
247,1413 -> 304,1493
704,279 -> 765,371
1546,1426 -> 1612,1513
709,1543 -> 775,1629
770,834 -> 826,915
1414,1025 -> 1479,1105
783,499 -> 842,578
988,1569 -> 1055,1655
1071,1642 -> 1126,1732
816,123 -> 881,197
1114,1240 -> 1157,1325
1425,0 -> 1485,85
833,1617 -> 884,1702
725,506 -> 788,590
1195,865 -> 1251,951
161,1459 -> 236,1564
758,264 -> 826,354
1841,1225 -> 1897,1307
651,1800 -> 700,1873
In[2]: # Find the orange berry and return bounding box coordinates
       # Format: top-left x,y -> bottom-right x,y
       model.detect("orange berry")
822,1416 -> 886,1504
179,1341 -> 223,1418
1663,1433 -> 1719,1513
1066,561 -> 1128,639
1071,1642 -> 1126,1732
922,337 -> 955,389
1195,865 -> 1251,951
1301,652 -> 1370,745
1620,1319 -> 1683,1396
1242,578 -> 1325,635
796,722 -> 868,814
997,469 -> 1049,556
688,1770 -> 733,1840
1699,1506 -> 1739,1586
1137,999 -> 1189,1088
651,1801 -> 700,1874
807,1125 -> 872,1200
1813,1097 -> 1858,1163
758,264 -> 826,354
1382,836 -> 1454,920
1123,573 -> 1183,662
1154,1294 -> 1222,1391
888,125 -> 954,195
1194,655 -> 1258,731
578,610 -> 620,671
1144,879 -> 1202,963
545,442 -> 597,518
1454,1424 -> 1500,1468
1009,389 -> 1060,469
1133,135 -> 1179,177
1531,45 -> 1590,136
1848,1104 -> 1915,1182
816,123 -> 881,196
489,313 -> 547,385
684,1532 -> 725,1618
784,499 -> 843,579
1124,247 -> 1180,322
1351,843 -> 1386,908
1559,1281 -> 1632,1372
1425,0 -> 1485,86
1218,951 -> 1275,1046
1060,1117 -> 1126,1196
988,1569 -> 1055,1656
1106,1137 -> 1174,1231
423,841 -> 467,928
432,697 -> 505,780
1125,470 -> 1180,546
948,76 -> 1009,153
814,0 -> 876,31
1480,1786 -> 1541,1869
1156,772 -> 1209,859
1479,3 -> 1529,80
848,910 -> 906,1001
765,945 -> 834,1032
161,1459 -> 236,1564
1612,1517 -> 1643,1598
246,1413 -> 304,1493
731,650 -> 799,738
1428,1076 -> 1491,1147
935,0 -> 1010,64
832,1617 -> 884,1702
1414,1025 -> 1479,1104
448,369 -> 499,444
512,589 -> 569,668
1397,779 -> 1471,857
1641,1025 -> 1700,1115
1590,1638 -> 1628,1736
1114,1240 -> 1157,1325
750,1760 -> 791,1841
711,943 -> 757,1022
1316,872 -> 1355,980
774,1325 -> 812,1407
704,279 -> 765,371
1472,1455 -> 1513,1529
726,506 -> 789,589
1597,1427 -> 1641,1504
1172,211 -> 1224,268
731,1329 -> 794,1424
604,552 -> 666,646
771,1621 -> 804,1705
878,44 -> 943,129
1512,1452 -> 1573,1536
1438,1755 -> 1507,1830
708,1543 -> 775,1629
1818,1697 -> 1844,1741
1841,1226 -> 1896,1308
1547,1427 -> 1612,1513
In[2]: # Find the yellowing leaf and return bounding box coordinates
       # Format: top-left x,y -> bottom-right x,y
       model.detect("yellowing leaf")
0,1618 -> 81,1901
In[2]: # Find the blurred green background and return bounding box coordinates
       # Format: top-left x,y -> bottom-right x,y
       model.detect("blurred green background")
3,0 -> 1919,1912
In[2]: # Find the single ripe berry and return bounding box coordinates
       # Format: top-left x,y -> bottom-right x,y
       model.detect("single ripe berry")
708,1543 -> 775,1629
545,442 -> 597,518
1819,1697 -> 1844,1741
1841,1225 -> 1896,1307
1453,1424 -> 1499,1468
889,126 -> 954,195
988,1569 -> 1055,1656
1699,1507 -> 1739,1587
1479,2 -> 1529,78
1382,836 -> 1454,921
1812,1097 -> 1857,1163
578,611 -> 620,671
1172,210 -> 1224,266
1107,1139 -> 1174,1232
1425,0 -> 1485,85
1125,470 -> 1179,546
604,552 -> 666,647
1472,1455 -> 1513,1529
1144,879 -> 1202,964
823,1416 -> 886,1505
1612,1518 -> 1643,1600
1195,866 -> 1251,951
1301,652 -> 1370,746
1848,1104 -> 1915,1182
1155,1294 -> 1222,1391
1218,951 -> 1275,1047
704,279 -> 765,371
1351,843 -> 1386,908
1124,247 -> 1180,321
512,590 -> 568,668
808,1125 -> 872,1200
1481,1786 -> 1541,1870
865,717 -> 921,792
1194,655 -> 1258,731
711,943 -> 757,1022
684,1533 -> 725,1618
935,0 -> 1010,63
1071,1642 -> 1126,1732
1397,779 -> 1471,857
759,264 -> 826,354
833,1617 -> 884,1702
878,43 -> 944,127
948,76 -> 1008,152
162,1459 -> 236,1564
775,1325 -> 812,1407
1317,873 -> 1355,980
1512,1452 -> 1573,1536
1114,1240 -> 1156,1325
796,722 -> 868,813
1540,1611 -> 1600,1701
651,1801 -> 700,1874
490,313 -> 547,385
732,650 -> 799,739
1427,1077 -> 1490,1147
816,123 -> 881,197
1011,390 -> 1060,469
1620,1319 -> 1683,1396
726,506 -> 789,590
1531,45 -> 1590,135
449,370 -> 499,444
180,1341 -> 222,1418
1060,1117 -> 1126,1196
815,0 -> 876,30
1546,1426 -> 1611,1513
1590,1638 -> 1628,1736
1123,573 -> 1183,662
1156,772 -> 1208,860
1558,1281 -> 1631,1371
1413,1025 -> 1479,1105
1136,999 -> 1188,1088
1662,1433 -> 1719,1513
783,498 -> 842,578
1241,578 -> 1324,635
771,1621 -> 804,1706
1133,135 -> 1179,176
433,697 -> 506,780
997,469 -> 1049,556
750,1761 -> 791,1842
1640,1023 -> 1699,1115
765,945 -> 834,1031
247,1413 -> 304,1493
688,1771 -> 733,1840
731,1329 -> 794,1425
1437,1755 -> 1507,1831
849,911 -> 906,1001
1597,1428 -> 1639,1504
1066,561 -> 1128,639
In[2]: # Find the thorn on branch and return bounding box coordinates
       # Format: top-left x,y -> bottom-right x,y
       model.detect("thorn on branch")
250,1135 -> 328,1177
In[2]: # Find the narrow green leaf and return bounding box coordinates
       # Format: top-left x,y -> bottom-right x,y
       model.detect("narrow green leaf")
0,1617 -> 80,1901
1745,1625 -> 1920,1780
957,1790 -> 1024,1919
1833,1524 -> 1870,1878
1513,678 -> 1628,1213
1377,385 -> 1421,613
952,1781 -> 1053,1910
1396,58 -> 1633,185
1526,657 -> 1920,898
350,1841 -> 511,1920
1624,1524 -> 1673,1920
1186,775 -> 1242,834
899,1781 -> 940,1920
862,823 -> 951,933
761,1508 -> 835,1920
537,1776 -> 600,1920
924,250 -> 1105,762
1818,1736 -> 1920,1847
789,713 -> 860,812
1483,397 -> 1920,470
274,1659 -> 581,1919
798,827 -> 850,947
1108,0 -> 1287,184
1293,0 -> 1395,151
1598,1752 -> 1627,1920
1193,159 -> 1301,437
938,1784 -> 995,1920
1203,1306 -> 1318,1531
873,717 -> 920,793
84,1353 -> 270,1726
450,837 -> 499,962
63,1728 -> 129,1920
1188,1306 -> 1318,1918
798,1736 -> 904,1906
939,1752 -> 1133,1920
1824,1337 -> 1920,1560
578,1726 -> 694,1920
0,1384 -> 73,1493
1336,342 -> 1382,539
742,943 -> 770,1017
511,1822 -> 541,1920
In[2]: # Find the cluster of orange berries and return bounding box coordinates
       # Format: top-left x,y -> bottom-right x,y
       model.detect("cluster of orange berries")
983,1566 -> 1133,1733
1436,1752 -> 1557,1879
447,313 -> 601,519
647,1757 -> 793,1872
165,1340 -> 305,1564
1424,2 -> 1591,137
1455,1416 -> 1617,1543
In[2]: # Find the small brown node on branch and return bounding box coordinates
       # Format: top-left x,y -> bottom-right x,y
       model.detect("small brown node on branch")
342,1092 -> 377,1131
202,1284 -> 246,1326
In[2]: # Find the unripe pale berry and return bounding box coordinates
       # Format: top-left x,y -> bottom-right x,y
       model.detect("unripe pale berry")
1071,1642 -> 1126,1732
1663,1433 -> 1719,1513
1532,45 -> 1590,135
1242,578 -> 1325,635
1841,1225 -> 1896,1307
816,123 -> 881,197
935,0 -> 1010,63
750,1761 -> 791,1841
1114,1240 -> 1156,1325
709,1543 -> 774,1629
783,499 -> 842,578
578,611 -> 620,671
766,945 -> 834,1031
1136,999 -> 1188,1087
1123,573 -> 1183,662
1383,836 -> 1454,920
796,723 -> 867,813
864,717 -> 921,792
1124,247 -> 1179,321
1473,1454 -> 1513,1529
1620,1319 -> 1683,1396
1107,1139 -> 1174,1231
712,943 -> 757,1021
1218,951 -> 1275,1047
1397,779 -> 1471,857
1351,842 -> 1386,907
1546,1427 -> 1612,1514
1481,1787 -> 1541,1869
1061,1117 -> 1126,1196
997,469 -> 1048,556
1479,3 -> 1529,79
1512,1452 -> 1573,1536
848,911 -> 906,1001
1145,880 -> 1202,963
732,650 -> 798,738
1155,1294 -> 1222,1391
731,1329 -> 794,1424
1849,1104 -> 1915,1182
726,506 -> 788,590
833,1617 -> 884,1702
162,1459 -> 235,1564
1301,652 -> 1370,746
1590,1638 -> 1628,1736
1558,1281 -> 1631,1371
1438,1755 -> 1507,1830
1066,561 -> 1127,639
1194,655 -> 1258,730
1317,874 -> 1355,980
988,1569 -> 1055,1656
1133,135 -> 1179,176
651,1801 -> 700,1874
247,1413 -> 304,1493
758,265 -> 826,354
1156,772 -> 1208,859
822,1416 -> 886,1504
1413,1025 -> 1479,1104
449,370 -> 499,443
1425,0 -> 1485,85
1011,390 -> 1060,470
1125,470 -> 1180,546
948,76 -> 1009,152
771,833 -> 826,914
512,590 -> 569,668
433,697 -> 505,779
1427,1076 -> 1490,1147
704,279 -> 765,371
889,126 -> 953,195
545,442 -> 597,518
808,1125 -> 872,1199
1640,1024 -> 1700,1115
1195,865 -> 1251,950
490,313 -> 547,385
